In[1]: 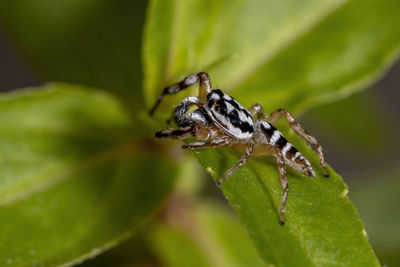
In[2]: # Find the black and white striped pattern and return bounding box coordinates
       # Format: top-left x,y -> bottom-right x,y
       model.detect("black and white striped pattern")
205,90 -> 254,140
150,72 -> 329,224
254,121 -> 316,177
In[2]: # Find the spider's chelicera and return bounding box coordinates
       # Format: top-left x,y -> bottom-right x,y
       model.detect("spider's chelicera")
149,72 -> 329,224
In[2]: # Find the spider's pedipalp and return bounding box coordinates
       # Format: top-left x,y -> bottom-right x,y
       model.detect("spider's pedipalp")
173,97 -> 204,127
174,96 -> 201,117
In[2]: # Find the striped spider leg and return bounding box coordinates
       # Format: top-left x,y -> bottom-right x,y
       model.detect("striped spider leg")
149,72 -> 212,116
249,103 -> 329,223
150,72 -> 329,224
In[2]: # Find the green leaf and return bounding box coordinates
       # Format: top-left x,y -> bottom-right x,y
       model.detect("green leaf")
0,0 -> 147,108
0,85 -> 176,266
150,202 -> 267,267
194,130 -> 379,266
143,0 -> 399,264
144,0 -> 400,114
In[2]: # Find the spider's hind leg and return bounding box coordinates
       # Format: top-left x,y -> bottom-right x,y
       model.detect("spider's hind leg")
268,108 -> 329,177
149,72 -> 212,116
271,147 -> 289,225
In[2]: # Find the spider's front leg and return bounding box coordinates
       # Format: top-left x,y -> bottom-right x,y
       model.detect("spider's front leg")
155,126 -> 195,140
149,72 -> 212,116
182,138 -> 231,150
268,109 -> 329,177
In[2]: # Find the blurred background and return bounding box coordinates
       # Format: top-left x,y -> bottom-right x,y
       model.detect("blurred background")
1,2 -> 399,266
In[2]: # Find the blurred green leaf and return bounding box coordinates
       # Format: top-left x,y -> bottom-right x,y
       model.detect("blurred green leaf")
0,85 -> 177,266
78,229 -> 158,267
193,127 -> 379,266
151,225 -> 211,267
174,156 -> 206,197
0,84 -> 129,204
350,168 -> 400,267
0,0 -> 147,109
301,90 -> 392,154
150,202 -> 267,267
144,0 -> 400,114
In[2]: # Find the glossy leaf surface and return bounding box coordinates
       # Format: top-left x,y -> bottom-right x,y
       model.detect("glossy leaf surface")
193,130 -> 378,266
0,85 -> 176,266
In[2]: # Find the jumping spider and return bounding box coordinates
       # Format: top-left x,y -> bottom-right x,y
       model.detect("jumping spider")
149,72 -> 329,224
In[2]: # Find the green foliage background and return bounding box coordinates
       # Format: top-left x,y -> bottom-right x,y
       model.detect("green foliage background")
0,0 -> 399,266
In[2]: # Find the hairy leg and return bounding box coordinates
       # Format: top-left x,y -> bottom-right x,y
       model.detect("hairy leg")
149,72 -> 212,116
182,138 -> 230,150
249,103 -> 264,120
268,108 -> 328,177
217,143 -> 254,186
155,126 -> 195,140
156,121 -> 219,141
271,147 -> 289,225
232,143 -> 274,157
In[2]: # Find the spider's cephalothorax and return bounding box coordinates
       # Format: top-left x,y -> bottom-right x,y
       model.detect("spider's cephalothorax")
149,72 -> 329,224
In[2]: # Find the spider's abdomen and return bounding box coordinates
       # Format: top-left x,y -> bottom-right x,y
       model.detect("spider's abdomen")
254,121 -> 316,177
206,90 -> 254,140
